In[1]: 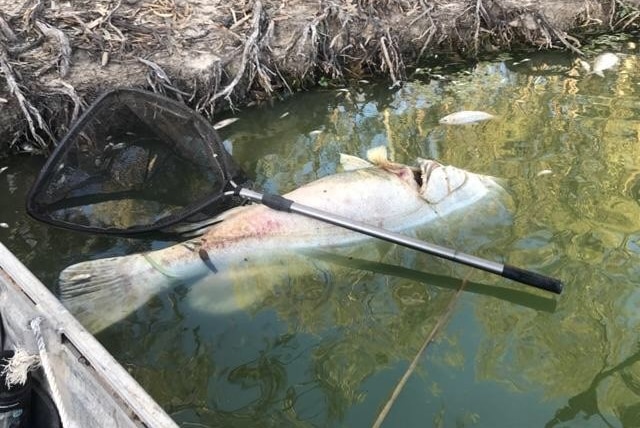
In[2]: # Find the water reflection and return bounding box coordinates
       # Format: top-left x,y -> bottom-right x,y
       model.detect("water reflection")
3,40 -> 640,426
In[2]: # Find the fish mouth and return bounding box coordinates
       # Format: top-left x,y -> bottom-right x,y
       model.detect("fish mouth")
416,158 -> 468,204
416,158 -> 443,191
418,159 -> 442,184
404,159 -> 442,190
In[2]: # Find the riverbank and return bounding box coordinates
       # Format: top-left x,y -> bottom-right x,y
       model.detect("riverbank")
1,0 -> 639,156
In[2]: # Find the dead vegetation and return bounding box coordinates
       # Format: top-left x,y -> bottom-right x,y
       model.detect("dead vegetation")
1,0 -> 640,156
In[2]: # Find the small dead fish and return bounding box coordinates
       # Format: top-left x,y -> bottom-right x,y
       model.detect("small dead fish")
512,58 -> 531,66
309,129 -> 323,136
105,142 -> 126,151
69,273 -> 92,282
20,144 -> 36,153
0,223 -> 8,229
439,111 -> 495,125
577,59 -> 591,73
0,167 -> 7,174
147,154 -> 158,175
279,112 -> 290,119
212,117 -> 239,130
537,169 -> 553,177
589,53 -> 619,77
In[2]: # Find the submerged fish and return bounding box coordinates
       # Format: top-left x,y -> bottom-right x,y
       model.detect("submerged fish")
589,53 -> 619,77
59,147 -> 508,332
439,111 -> 495,125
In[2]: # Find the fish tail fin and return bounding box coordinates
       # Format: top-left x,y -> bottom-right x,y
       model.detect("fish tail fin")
58,254 -> 173,332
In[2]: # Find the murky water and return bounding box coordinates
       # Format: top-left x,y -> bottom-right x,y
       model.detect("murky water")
3,38 -> 640,427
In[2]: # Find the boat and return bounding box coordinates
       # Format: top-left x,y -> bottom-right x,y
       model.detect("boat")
0,241 -> 178,427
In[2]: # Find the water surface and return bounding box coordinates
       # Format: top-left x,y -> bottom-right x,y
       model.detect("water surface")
2,39 -> 640,427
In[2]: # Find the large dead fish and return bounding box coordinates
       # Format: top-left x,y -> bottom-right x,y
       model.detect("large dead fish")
58,147 -> 508,332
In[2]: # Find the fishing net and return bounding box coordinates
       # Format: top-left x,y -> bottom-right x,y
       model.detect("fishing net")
27,89 -> 248,235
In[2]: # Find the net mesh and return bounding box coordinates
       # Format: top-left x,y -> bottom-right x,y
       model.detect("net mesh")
27,89 -> 247,235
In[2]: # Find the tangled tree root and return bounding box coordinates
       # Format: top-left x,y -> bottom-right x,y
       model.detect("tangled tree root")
1,0 -> 640,156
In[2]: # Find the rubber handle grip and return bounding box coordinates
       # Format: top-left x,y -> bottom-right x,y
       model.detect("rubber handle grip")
261,193 -> 294,212
502,265 -> 563,294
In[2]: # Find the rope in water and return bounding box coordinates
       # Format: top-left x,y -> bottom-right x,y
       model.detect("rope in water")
30,317 -> 74,428
371,275 -> 470,428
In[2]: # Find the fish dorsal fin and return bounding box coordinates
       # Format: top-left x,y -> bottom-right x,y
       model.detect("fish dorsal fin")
367,146 -> 420,190
366,146 -> 390,165
339,153 -> 373,171
340,146 -> 393,171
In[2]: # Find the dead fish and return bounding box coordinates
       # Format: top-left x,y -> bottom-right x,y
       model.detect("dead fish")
58,146 -> 508,332
0,223 -> 8,229
439,111 -> 495,125
68,273 -> 92,282
212,117 -> 239,130
309,129 -> 323,136
537,169 -> 553,177
576,59 -> 591,74
589,53 -> 619,77
0,167 -> 7,174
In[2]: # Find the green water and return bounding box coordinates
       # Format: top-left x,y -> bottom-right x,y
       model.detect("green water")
3,40 -> 640,427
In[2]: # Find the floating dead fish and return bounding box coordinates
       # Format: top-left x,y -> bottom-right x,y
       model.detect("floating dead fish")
439,111 -> 495,125
279,112 -> 290,119
512,58 -> 531,66
0,166 -> 7,174
58,147 -> 509,332
212,117 -> 239,130
577,59 -> 591,73
309,129 -> 323,136
104,142 -> 126,151
537,169 -> 553,177
589,53 -> 619,77
19,144 -> 36,153
0,223 -> 8,229
69,273 -> 92,282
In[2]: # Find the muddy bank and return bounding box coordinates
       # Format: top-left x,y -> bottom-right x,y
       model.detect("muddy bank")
1,0 -> 639,156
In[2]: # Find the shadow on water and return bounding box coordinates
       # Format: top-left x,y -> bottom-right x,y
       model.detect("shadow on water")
4,37 -> 640,427
308,250 -> 557,313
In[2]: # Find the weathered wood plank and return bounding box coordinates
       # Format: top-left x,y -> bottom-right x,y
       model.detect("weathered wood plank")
0,241 -> 178,428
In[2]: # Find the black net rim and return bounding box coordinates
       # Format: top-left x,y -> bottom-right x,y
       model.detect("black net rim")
26,88 -> 240,236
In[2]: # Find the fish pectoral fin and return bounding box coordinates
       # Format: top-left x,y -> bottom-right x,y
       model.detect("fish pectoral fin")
58,254 -> 172,333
